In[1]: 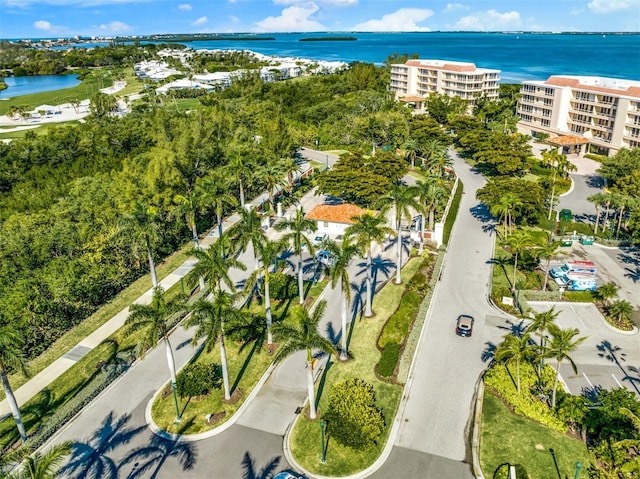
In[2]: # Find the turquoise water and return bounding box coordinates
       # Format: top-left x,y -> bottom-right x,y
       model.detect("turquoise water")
185,32 -> 640,83
0,74 -> 81,99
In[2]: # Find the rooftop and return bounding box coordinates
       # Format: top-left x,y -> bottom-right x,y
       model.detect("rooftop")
305,203 -> 370,224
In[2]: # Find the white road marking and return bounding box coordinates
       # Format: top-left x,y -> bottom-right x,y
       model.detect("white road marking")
611,374 -> 623,388
570,305 -> 588,330
583,372 -> 594,388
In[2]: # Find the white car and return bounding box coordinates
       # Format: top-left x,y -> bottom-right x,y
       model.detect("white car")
315,250 -> 336,267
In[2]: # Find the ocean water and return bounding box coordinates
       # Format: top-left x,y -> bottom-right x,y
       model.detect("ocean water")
183,32 -> 640,83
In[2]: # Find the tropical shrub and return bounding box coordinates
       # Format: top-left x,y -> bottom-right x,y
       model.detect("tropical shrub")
324,378 -> 385,451
378,289 -> 421,349
484,362 -> 567,432
176,362 -> 222,399
269,272 -> 299,300
378,342 -> 400,378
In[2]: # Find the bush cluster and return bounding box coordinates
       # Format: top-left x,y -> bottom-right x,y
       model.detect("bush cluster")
176,362 -> 223,399
324,378 -> 385,451
484,362 -> 567,432
377,342 -> 400,378
269,272 -> 299,300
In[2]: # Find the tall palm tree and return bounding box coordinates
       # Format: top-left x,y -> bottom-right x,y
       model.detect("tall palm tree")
226,207 -> 268,272
537,240 -> 567,291
345,213 -> 393,317
274,207 -> 317,305
495,332 -> 535,394
0,327 -> 29,443
280,156 -> 302,194
189,240 -> 246,294
491,193 -> 522,239
376,183 -> 420,284
415,178 -> 447,253
527,306 -> 560,374
257,160 -> 285,213
226,145 -> 255,209
272,301 -> 336,420
545,325 -> 586,408
506,230 -> 537,291
401,139 -> 422,168
422,139 -> 446,171
120,201 -> 162,288
171,190 -> 202,249
588,192 -> 607,234
197,170 -> 239,245
185,290 -> 249,400
125,288 -> 188,421
12,441 -> 72,479
244,238 -> 288,345
325,237 -> 361,360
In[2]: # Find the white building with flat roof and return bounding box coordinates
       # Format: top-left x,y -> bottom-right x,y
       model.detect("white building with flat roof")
517,75 -> 640,156
390,59 -> 501,112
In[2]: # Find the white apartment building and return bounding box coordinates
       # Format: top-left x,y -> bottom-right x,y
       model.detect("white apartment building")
517,75 -> 640,156
390,59 -> 501,112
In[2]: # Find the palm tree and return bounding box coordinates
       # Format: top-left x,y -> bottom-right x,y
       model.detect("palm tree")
125,287 -> 188,421
401,139 -> 422,168
527,306 -> 559,373
345,213 -> 393,317
280,156 -> 302,194
171,190 -> 202,249
189,240 -> 246,294
120,201 -> 162,288
197,170 -> 239,245
376,183 -> 420,284
495,332 -> 535,394
415,179 -> 447,253
226,145 -> 255,209
257,160 -> 285,213
185,290 -> 249,400
506,229 -> 537,291
226,207 -> 268,272
325,237 -> 361,360
608,299 -> 634,325
545,325 -> 587,408
588,192 -> 607,234
491,193 -> 522,239
244,238 -> 288,345
537,240 -> 567,291
272,301 -> 336,420
274,207 -> 317,305
596,282 -> 619,307
0,327 -> 29,443
12,441 -> 72,479
422,139 -> 446,171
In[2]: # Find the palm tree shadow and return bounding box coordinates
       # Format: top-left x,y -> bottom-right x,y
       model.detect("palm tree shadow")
119,417 -> 197,479
597,340 -> 640,395
482,342 -> 497,364
315,357 -> 333,411
240,452 -> 281,479
62,411 -> 145,479
470,204 -> 494,224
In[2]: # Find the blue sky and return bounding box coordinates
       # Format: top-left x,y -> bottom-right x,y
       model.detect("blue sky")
1,0 -> 639,39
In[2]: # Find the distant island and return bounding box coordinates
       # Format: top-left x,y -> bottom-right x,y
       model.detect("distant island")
299,37 -> 357,42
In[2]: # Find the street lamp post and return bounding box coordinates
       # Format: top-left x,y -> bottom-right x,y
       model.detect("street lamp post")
574,462 -> 582,479
172,381 -> 181,424
320,420 -> 327,463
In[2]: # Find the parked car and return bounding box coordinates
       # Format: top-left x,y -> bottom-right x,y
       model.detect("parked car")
315,250 -> 335,267
312,232 -> 327,246
274,472 -> 305,479
455,314 -> 474,337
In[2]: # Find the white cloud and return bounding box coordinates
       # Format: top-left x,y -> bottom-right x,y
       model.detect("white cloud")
228,15 -> 239,24
323,0 -> 357,5
98,20 -> 131,32
6,0 -> 154,6
588,0 -> 639,13
34,20 -> 53,30
444,3 -> 469,13
254,3 -> 324,32
570,7 -> 585,16
178,3 -> 191,11
455,9 -> 521,31
351,8 -> 433,32
192,16 -> 207,26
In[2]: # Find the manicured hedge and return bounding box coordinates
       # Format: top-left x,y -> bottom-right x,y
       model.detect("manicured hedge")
378,342 -> 400,378
443,180 -> 464,246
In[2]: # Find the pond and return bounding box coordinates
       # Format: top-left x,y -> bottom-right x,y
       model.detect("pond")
0,74 -> 81,99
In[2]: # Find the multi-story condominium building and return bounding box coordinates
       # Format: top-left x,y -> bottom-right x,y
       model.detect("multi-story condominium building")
390,59 -> 501,111
517,75 -> 640,156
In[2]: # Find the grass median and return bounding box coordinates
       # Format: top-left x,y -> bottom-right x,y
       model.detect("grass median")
288,257 -> 424,476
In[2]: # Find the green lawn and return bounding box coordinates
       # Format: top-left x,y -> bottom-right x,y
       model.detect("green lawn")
481,391 -> 592,479
288,258 -> 425,476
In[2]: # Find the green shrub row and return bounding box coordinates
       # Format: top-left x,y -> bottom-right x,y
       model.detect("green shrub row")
377,342 -> 400,378
484,362 -> 567,432
443,180 -> 464,246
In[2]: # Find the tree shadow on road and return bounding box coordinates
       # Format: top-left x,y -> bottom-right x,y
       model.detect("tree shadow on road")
240,452 -> 281,479
596,340 -> 640,395
62,412 -> 145,479
470,203 -> 494,225
119,418 -> 197,479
